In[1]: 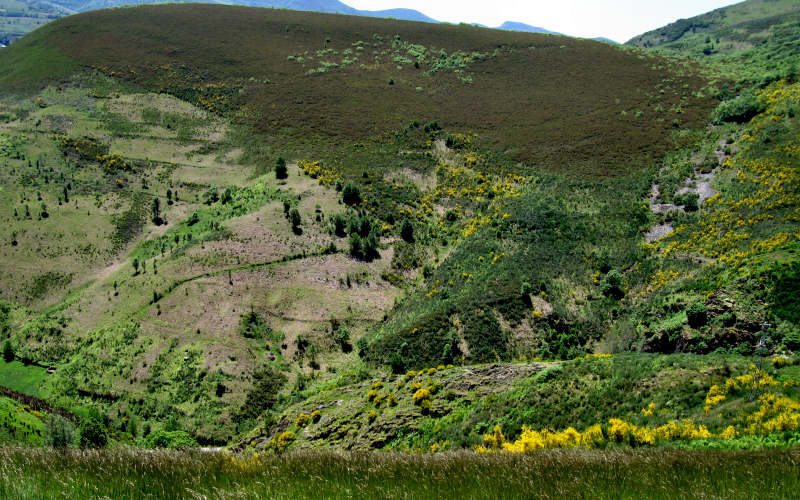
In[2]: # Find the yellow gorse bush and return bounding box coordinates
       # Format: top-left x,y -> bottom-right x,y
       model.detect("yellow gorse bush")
477,418 -> 716,453
298,159 -> 339,186
653,80 -> 800,280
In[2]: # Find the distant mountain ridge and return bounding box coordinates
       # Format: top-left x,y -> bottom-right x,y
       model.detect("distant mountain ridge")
496,21 -> 559,35
41,0 -> 439,23
0,0 -> 618,46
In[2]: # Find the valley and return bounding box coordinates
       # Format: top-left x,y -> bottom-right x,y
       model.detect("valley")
0,0 -> 797,496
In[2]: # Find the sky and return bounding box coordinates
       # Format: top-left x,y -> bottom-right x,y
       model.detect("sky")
345,0 -> 744,42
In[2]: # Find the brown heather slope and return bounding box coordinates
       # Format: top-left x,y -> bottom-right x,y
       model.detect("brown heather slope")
2,4 -> 714,178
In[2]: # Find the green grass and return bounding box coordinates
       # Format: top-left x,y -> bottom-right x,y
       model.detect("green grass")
0,396 -> 44,445
0,447 -> 798,499
0,360 -> 48,398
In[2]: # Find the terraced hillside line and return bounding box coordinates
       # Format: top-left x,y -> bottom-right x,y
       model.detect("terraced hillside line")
133,249 -> 341,318
0,386 -> 77,423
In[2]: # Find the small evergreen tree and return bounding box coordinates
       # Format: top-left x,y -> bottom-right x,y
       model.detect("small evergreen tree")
400,219 -> 414,242
342,184 -> 361,206
275,157 -> 288,179
332,214 -> 347,237
2,341 -> 13,362
151,198 -> 162,225
289,208 -> 301,234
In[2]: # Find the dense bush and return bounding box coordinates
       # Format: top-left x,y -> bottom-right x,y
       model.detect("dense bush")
400,219 -> 414,243
601,270 -> 625,299
235,366 -> 287,423
2,340 -> 13,362
461,309 -> 508,362
713,93 -> 765,124
78,418 -> 108,448
44,415 -> 75,448
342,184 -> 361,206
686,302 -> 708,328
144,429 -> 198,449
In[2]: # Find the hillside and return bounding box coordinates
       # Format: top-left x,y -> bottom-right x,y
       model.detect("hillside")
0,0 -> 437,45
0,0 -> 68,45
0,2 -> 797,454
627,0 -> 800,82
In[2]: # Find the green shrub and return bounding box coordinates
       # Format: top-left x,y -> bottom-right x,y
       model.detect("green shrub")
332,214 -> 348,237
234,366 -> 287,423
44,415 -> 75,448
601,270 -> 625,299
342,184 -> 361,206
144,430 -> 199,449
686,302 -> 708,328
400,219 -> 414,243
78,418 -> 108,448
713,93 -> 765,124
2,340 -> 13,362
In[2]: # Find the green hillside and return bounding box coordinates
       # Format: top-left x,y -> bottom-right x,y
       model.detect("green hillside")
0,2 -> 796,457
0,0 -> 66,46
627,0 -> 800,83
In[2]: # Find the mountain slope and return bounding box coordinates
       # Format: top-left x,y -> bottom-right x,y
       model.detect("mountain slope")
0,4 -> 723,444
0,0 -> 437,45
1,3 -> 797,453
0,4 -> 711,177
626,0 -> 799,82
627,0 -> 800,48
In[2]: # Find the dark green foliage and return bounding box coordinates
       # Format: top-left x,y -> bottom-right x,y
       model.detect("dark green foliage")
348,234 -> 361,258
234,366 -> 287,423
686,302 -> 708,328
78,418 -> 108,448
333,327 -> 351,353
601,270 -> 625,299
767,262 -> 800,324
2,341 -> 13,363
674,192 -> 699,211
144,429 -> 198,449
400,219 -> 414,243
332,214 -> 347,237
289,208 -> 301,233
44,415 -> 75,448
275,157 -> 288,179
151,197 -> 162,225
461,309 -> 507,362
713,93 -> 766,124
239,311 -> 273,340
360,311 -> 456,369
342,184 -> 361,206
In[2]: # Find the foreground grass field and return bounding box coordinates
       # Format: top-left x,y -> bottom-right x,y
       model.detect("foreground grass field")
1,447 -> 798,499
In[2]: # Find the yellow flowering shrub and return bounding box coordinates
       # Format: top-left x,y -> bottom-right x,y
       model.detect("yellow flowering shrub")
412,388 -> 431,404
295,413 -> 310,428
